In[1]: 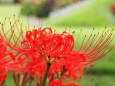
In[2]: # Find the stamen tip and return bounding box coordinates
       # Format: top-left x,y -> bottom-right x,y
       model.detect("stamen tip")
54,29 -> 56,33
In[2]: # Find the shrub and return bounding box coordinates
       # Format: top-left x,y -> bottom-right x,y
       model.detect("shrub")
22,0 -> 55,17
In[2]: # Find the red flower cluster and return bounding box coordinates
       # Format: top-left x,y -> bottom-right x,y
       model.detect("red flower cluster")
0,19 -> 114,86
0,36 -> 8,84
0,34 -> 27,85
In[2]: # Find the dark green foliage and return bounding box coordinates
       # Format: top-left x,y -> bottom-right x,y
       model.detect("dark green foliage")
22,0 -> 55,17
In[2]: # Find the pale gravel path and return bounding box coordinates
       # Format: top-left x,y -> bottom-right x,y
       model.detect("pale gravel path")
49,0 -> 90,18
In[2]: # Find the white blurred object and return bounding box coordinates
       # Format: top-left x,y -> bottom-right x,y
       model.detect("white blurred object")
49,0 -> 90,18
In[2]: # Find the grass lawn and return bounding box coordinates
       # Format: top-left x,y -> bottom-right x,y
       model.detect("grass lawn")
0,3 -> 115,86
46,0 -> 115,27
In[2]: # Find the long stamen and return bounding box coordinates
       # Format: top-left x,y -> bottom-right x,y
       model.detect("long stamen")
75,29 -> 82,47
86,29 -> 109,54
89,29 -> 114,55
80,28 -> 95,51
83,34 -> 96,53
78,35 -> 86,52
27,14 -> 30,30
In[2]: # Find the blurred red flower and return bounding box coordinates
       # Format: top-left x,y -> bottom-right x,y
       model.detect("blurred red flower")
110,4 -> 115,14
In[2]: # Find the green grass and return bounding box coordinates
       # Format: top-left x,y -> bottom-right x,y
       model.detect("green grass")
0,4 -> 21,19
0,4 -> 115,86
46,0 -> 115,27
77,75 -> 115,86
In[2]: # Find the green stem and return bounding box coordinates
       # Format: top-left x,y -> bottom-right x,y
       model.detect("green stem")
16,83 -> 19,86
22,73 -> 29,86
29,76 -> 33,86
15,73 -> 20,86
42,63 -> 51,86
1,80 -> 5,86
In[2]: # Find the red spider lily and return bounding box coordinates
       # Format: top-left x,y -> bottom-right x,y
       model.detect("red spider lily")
0,18 -> 115,86
0,35 -> 9,84
0,35 -> 26,84
0,66 -> 7,84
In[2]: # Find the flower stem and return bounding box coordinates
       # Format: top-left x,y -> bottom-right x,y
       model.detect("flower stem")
42,63 -> 51,86
1,80 -> 5,86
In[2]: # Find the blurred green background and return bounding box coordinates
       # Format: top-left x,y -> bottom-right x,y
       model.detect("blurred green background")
0,0 -> 115,86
